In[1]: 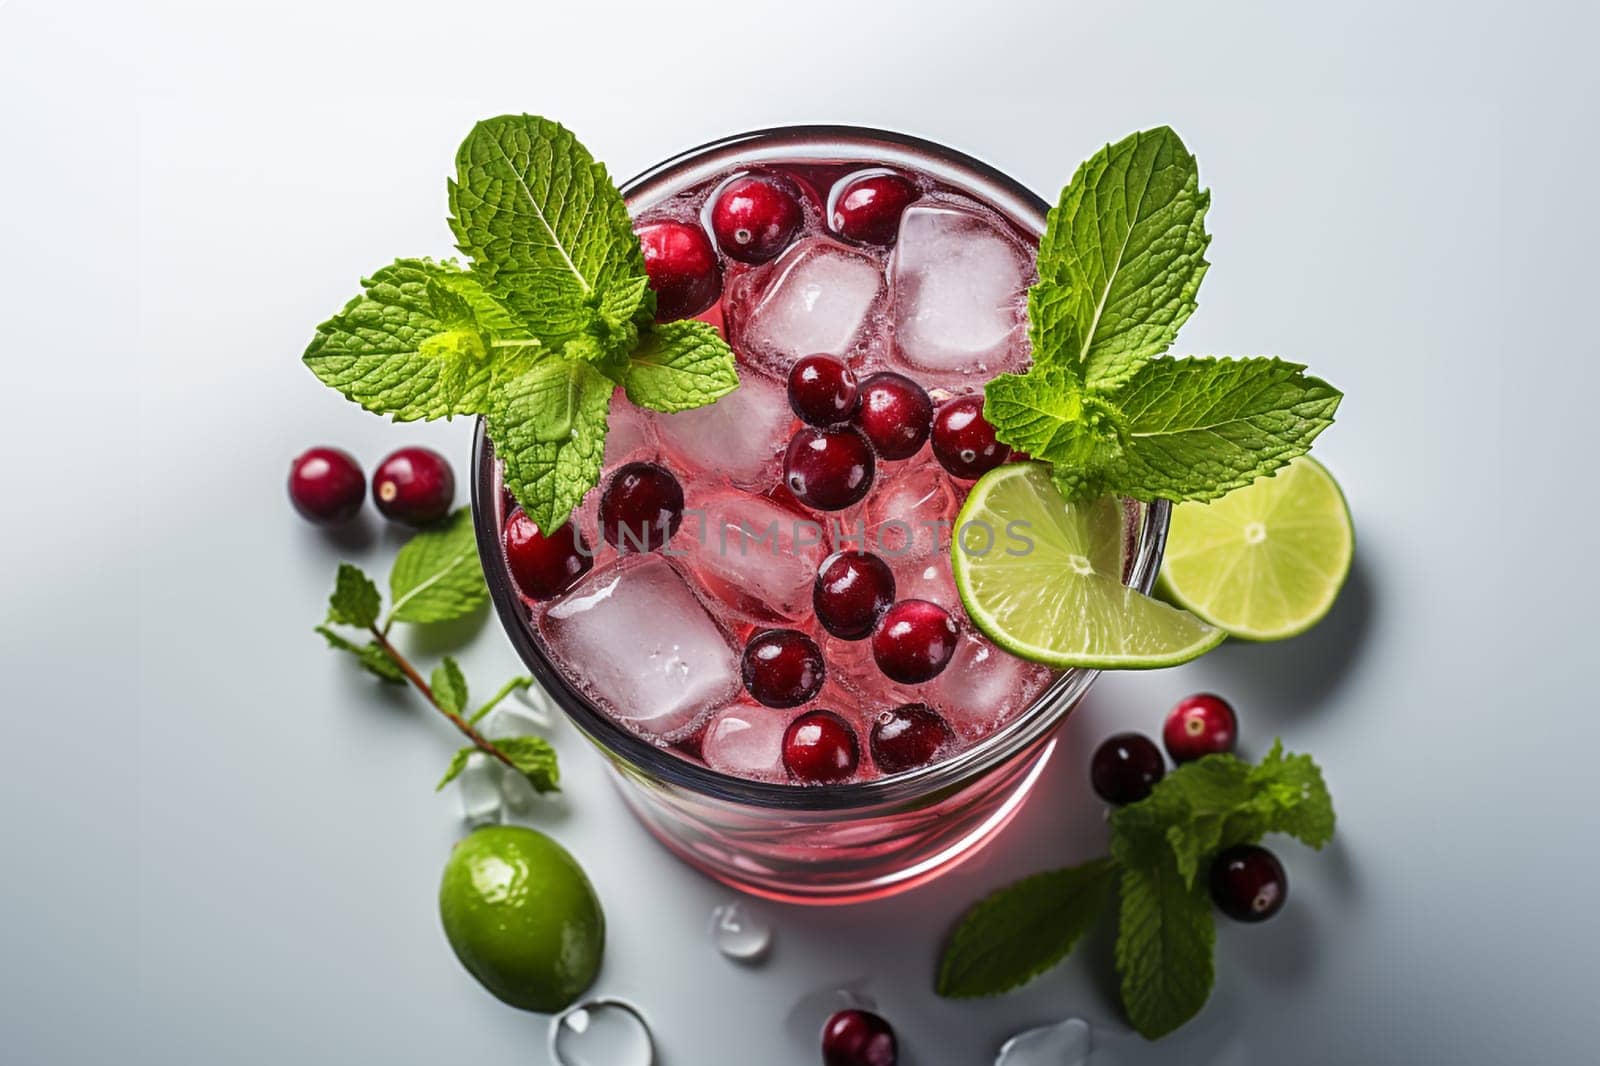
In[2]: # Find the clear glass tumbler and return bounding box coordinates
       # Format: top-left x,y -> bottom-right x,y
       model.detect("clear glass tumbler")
471,126 -> 1170,904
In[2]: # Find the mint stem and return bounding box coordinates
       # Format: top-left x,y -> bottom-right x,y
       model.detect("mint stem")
366,625 -> 517,771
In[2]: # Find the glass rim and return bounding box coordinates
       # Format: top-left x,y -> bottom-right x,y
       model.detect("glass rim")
470,124 -> 1171,813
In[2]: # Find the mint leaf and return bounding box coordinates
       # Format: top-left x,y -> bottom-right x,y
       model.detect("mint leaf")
303,259 -> 526,421
496,735 -> 560,794
436,747 -> 473,791
448,115 -> 644,339
1115,856 -> 1215,1040
936,857 -> 1117,998
314,625 -> 406,685
468,676 -> 535,725
430,657 -> 469,715
387,509 -> 488,625
326,563 -> 381,628
1226,741 -> 1336,852
1104,357 -> 1341,503
984,365 -> 1123,474
490,359 -> 611,532
1113,754 -> 1254,887
622,320 -> 740,413
1032,127 -> 1210,388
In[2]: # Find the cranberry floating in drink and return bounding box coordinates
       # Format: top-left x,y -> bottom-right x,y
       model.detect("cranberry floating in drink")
636,220 -> 721,321
710,175 -> 803,263
855,372 -> 933,460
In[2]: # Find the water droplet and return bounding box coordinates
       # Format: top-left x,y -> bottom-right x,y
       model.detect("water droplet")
709,901 -> 772,962
456,753 -> 503,827
549,999 -> 654,1066
995,1017 -> 1091,1066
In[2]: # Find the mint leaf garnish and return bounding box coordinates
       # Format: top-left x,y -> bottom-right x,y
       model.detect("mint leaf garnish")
1033,127 -> 1210,389
1231,741 -> 1336,852
937,857 -> 1117,998
622,319 -> 740,413
386,509 -> 489,625
436,748 -> 472,791
448,115 -> 646,341
468,676 -> 535,725
314,625 -> 406,684
326,563 -> 381,627
489,360 -> 612,532
1114,855 -> 1215,1040
430,657 -> 469,715
496,735 -> 561,794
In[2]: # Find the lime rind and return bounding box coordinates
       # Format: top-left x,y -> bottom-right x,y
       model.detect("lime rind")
1157,456 -> 1353,641
952,463 -> 1224,670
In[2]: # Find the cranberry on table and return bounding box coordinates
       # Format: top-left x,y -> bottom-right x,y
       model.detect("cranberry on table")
1210,844 -> 1288,922
1089,732 -> 1166,805
871,599 -> 959,684
821,1007 -> 898,1066
788,354 -> 860,426
830,171 -> 918,246
854,373 -> 933,460
636,220 -> 722,321
741,629 -> 826,708
814,550 -> 896,640
1163,693 -> 1239,762
782,709 -> 860,784
502,509 -> 592,601
871,703 -> 954,774
599,462 -> 684,553
710,175 -> 803,263
371,447 -> 454,526
931,396 -> 1011,479
288,446 -> 365,526
784,425 -> 876,511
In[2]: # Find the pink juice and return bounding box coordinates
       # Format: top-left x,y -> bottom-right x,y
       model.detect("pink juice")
495,155 -> 1062,785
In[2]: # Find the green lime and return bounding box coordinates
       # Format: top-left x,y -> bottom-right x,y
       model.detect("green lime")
1157,455 -> 1353,640
951,462 -> 1224,669
438,825 -> 604,1013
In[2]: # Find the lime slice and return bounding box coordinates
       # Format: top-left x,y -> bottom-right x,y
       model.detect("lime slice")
1157,456 -> 1353,640
952,463 -> 1224,669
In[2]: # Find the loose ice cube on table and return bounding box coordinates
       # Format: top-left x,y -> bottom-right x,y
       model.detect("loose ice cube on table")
701,702 -> 790,782
890,204 -> 1030,380
929,631 -> 1052,738
680,490 -> 828,623
735,238 -> 884,375
541,556 -> 739,740
655,370 -> 793,488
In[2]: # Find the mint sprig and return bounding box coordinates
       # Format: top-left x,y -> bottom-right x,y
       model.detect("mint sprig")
989,126 -> 1341,504
304,115 -> 740,532
936,743 -> 1335,1039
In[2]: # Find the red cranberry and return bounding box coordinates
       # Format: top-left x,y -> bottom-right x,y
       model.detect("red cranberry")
822,1008 -> 897,1066
741,629 -> 826,708
1089,733 -> 1166,805
782,709 -> 860,784
288,447 -> 364,526
502,509 -> 592,601
1163,693 -> 1239,762
814,550 -> 896,640
870,703 -> 954,773
784,425 -> 875,511
1210,844 -> 1288,922
710,175 -> 802,263
830,172 -> 918,246
636,220 -> 722,321
788,354 -> 860,426
854,373 -> 933,460
599,462 -> 684,553
871,599 -> 958,684
931,396 -> 1011,479
371,447 -> 454,526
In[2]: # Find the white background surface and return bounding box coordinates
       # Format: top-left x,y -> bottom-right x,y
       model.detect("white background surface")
3,1 -> 1597,1063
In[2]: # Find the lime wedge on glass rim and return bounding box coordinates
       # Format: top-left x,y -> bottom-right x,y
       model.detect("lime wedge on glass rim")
951,463 -> 1224,669
1156,455 -> 1353,640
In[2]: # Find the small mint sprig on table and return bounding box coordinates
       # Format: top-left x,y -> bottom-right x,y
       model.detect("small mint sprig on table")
985,126 -> 1342,504
304,115 -> 739,533
314,509 -> 558,795
936,742 -> 1334,1039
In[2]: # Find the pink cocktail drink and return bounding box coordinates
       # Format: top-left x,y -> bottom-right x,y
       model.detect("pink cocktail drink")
473,128 -> 1168,901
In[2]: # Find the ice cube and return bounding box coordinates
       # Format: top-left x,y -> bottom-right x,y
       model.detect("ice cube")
928,631 -> 1053,738
655,370 -> 793,489
604,391 -> 659,468
735,238 -> 884,375
824,633 -> 918,710
680,490 -> 829,623
701,702 -> 790,782
541,556 -> 739,739
894,554 -> 960,612
864,461 -> 957,560
456,753 -> 504,827
889,205 -> 1030,380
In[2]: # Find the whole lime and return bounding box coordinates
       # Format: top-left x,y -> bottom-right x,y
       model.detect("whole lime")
438,825 -> 604,1012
